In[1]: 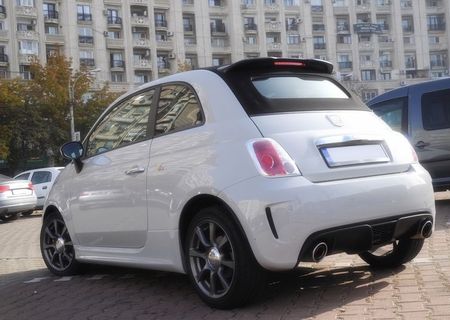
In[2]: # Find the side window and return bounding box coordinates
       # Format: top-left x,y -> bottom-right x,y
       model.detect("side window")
31,171 -> 52,185
86,89 -> 155,157
371,97 -> 408,134
421,89 -> 450,130
155,84 -> 203,135
15,173 -> 30,180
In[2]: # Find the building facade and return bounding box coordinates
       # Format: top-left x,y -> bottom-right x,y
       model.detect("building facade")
0,0 -> 449,100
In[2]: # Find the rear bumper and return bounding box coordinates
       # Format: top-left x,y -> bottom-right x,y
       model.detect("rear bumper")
0,198 -> 37,215
299,212 -> 433,262
219,163 -> 435,271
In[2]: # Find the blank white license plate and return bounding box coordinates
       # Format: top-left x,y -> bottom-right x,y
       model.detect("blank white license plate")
321,144 -> 390,168
12,189 -> 32,196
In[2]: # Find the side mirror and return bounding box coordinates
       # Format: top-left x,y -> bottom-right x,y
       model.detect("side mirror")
60,141 -> 84,173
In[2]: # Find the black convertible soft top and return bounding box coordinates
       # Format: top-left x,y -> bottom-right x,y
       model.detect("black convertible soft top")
206,58 -> 369,116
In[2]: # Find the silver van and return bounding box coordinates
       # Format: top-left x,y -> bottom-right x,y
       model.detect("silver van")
368,78 -> 450,191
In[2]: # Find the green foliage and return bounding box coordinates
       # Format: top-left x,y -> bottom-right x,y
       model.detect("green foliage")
0,55 -> 120,174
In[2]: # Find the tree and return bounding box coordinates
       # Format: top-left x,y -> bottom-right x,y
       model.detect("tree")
0,55 -> 120,174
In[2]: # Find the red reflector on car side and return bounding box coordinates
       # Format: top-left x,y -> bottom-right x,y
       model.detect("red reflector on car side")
273,61 -> 306,67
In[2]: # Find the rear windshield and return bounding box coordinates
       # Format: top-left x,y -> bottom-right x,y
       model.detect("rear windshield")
220,71 -> 368,116
252,76 -> 349,99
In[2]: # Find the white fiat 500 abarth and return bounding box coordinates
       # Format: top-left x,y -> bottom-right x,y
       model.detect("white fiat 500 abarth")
41,58 -> 435,309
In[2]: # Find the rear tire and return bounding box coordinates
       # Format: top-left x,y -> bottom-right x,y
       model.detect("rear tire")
40,211 -> 81,276
184,206 -> 266,309
0,212 -> 19,221
359,238 -> 424,268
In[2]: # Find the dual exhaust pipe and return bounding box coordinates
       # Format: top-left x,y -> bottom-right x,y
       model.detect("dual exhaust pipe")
309,219 -> 432,263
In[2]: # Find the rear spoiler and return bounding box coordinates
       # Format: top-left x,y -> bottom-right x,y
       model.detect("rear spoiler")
218,57 -> 334,74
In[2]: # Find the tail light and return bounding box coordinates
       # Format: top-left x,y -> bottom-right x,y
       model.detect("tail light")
28,182 -> 34,190
247,138 -> 301,177
0,185 -> 11,193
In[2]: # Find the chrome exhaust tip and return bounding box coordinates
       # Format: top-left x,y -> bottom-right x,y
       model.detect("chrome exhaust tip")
312,242 -> 328,262
420,220 -> 433,239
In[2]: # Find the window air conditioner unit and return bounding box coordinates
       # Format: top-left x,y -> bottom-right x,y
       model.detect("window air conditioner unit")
167,31 -> 174,37
168,53 -> 176,59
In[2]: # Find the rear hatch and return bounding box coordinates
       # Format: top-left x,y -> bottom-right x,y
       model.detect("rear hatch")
217,58 -> 413,182
0,180 -> 35,199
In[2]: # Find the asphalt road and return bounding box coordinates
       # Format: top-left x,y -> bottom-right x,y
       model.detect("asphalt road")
1,192 -> 449,320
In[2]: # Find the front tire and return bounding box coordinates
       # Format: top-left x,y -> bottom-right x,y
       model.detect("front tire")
359,238 -> 424,268
185,206 -> 266,309
40,212 -> 81,276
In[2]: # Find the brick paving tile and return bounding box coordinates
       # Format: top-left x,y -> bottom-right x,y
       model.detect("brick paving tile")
398,302 -> 426,312
399,311 -> 431,320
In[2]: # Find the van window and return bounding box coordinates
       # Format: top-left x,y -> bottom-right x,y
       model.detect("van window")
371,97 -> 408,134
421,89 -> 450,130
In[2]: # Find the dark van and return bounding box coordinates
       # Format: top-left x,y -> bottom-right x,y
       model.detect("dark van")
367,78 -> 450,191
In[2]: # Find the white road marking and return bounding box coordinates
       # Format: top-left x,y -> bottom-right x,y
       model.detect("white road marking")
87,274 -> 107,280
54,276 -> 72,282
24,277 -> 49,284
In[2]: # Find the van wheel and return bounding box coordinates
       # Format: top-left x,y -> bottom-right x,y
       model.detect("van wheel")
359,239 -> 424,268
185,206 -> 266,309
40,212 -> 81,276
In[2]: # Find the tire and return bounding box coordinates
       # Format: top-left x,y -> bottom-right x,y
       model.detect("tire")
40,211 -> 81,276
0,212 -> 19,221
358,238 -> 424,269
184,206 -> 266,309
21,210 -> 34,216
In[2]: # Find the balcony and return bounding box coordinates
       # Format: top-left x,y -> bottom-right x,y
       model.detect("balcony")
311,5 -> 324,13
314,43 -> 326,50
106,38 -> 125,49
0,53 -> 8,66
19,53 -> 37,64
155,20 -> 168,30
264,3 -> 279,12
379,61 -> 393,69
244,23 -> 258,33
333,5 -> 348,14
17,30 -> 39,40
312,24 -> 325,33
79,35 -> 94,45
133,38 -> 150,48
130,0 -> 148,4
45,34 -> 65,45
241,3 -> 256,11
110,59 -> 125,69
265,21 -> 281,32
338,61 -> 353,69
337,23 -> 350,33
0,30 -> 8,41
107,16 -> 122,28
156,39 -> 173,49
376,3 -> 392,13
16,6 -> 37,18
0,5 -> 6,18
134,58 -> 152,70
243,43 -> 259,52
131,15 -> 149,26
44,10 -> 59,23
286,23 -> 299,31
266,42 -> 282,51
428,23 -> 446,32
211,23 -> 226,36
104,0 -> 122,4
80,58 -> 95,67
77,13 -> 92,23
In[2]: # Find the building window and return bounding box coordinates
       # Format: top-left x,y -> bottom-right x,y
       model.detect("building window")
402,16 -> 414,33
287,34 -> 300,44
284,0 -> 299,6
362,90 -> 378,102
111,72 -> 125,83
77,5 -> 91,21
405,54 -> 416,69
361,70 -> 376,81
427,15 -> 445,31
337,34 -> 352,44
380,72 -> 391,80
45,25 -> 58,35
313,36 -> 326,49
17,0 -> 34,7
430,53 -> 447,68
18,40 -> 38,54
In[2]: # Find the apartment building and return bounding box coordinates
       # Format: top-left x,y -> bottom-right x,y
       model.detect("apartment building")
0,0 -> 450,100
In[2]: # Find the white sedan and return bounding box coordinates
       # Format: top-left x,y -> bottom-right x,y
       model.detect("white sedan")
40,58 -> 435,309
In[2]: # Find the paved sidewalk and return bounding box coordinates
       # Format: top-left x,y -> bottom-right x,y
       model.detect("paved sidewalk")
0,193 -> 449,320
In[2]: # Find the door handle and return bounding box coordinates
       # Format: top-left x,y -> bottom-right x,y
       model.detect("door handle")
42,186 -> 48,190
125,167 -> 145,175
415,141 -> 430,149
